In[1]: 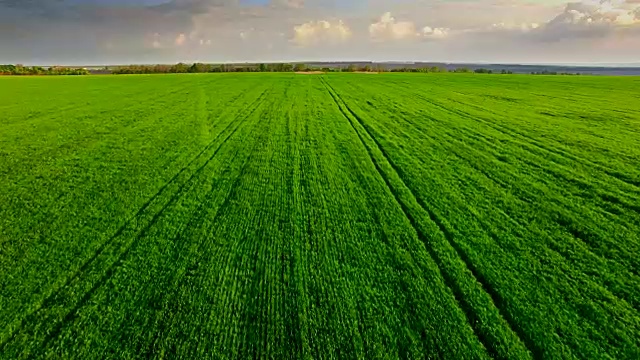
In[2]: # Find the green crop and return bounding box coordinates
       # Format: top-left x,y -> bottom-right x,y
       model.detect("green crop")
1,73 -> 639,359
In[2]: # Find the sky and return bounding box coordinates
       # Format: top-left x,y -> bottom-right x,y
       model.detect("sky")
1,0 -> 639,65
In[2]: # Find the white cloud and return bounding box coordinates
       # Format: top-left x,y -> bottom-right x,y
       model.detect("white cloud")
491,22 -> 540,32
523,0 -> 639,40
548,0 -> 638,26
175,33 -> 187,46
462,1 -> 639,43
369,12 -> 418,41
421,26 -> 449,39
292,19 -> 351,46
369,12 -> 449,41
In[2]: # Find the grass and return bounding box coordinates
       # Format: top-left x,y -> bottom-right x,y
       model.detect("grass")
1,73 -> 639,359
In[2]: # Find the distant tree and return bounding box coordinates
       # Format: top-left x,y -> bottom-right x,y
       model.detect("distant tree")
192,63 -> 211,73
454,67 -> 471,73
0,64 -> 88,76
293,63 -> 307,72
235,66 -> 254,72
374,65 -> 386,72
155,64 -> 171,73
1,64 -> 18,75
282,63 -> 294,72
271,63 -> 281,72
474,68 -> 492,74
46,66 -> 89,75
171,63 -> 189,73
343,64 -> 356,72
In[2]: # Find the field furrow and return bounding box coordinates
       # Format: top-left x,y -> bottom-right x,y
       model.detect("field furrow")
326,74 -> 640,358
322,77 -> 535,359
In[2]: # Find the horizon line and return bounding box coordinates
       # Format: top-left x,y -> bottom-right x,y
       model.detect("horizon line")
7,61 -> 640,68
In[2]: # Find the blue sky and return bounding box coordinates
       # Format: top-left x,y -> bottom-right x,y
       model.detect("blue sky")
1,0 -> 638,65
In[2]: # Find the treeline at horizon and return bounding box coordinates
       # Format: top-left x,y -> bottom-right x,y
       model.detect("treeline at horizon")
0,64 -> 89,76
110,63 -> 506,74
1,63 -> 580,76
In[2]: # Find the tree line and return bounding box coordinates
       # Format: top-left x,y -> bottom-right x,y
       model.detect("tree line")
2,63 -> 582,76
112,63 -> 334,74
114,63 -> 284,74
0,64 -> 90,76
111,63 -> 518,75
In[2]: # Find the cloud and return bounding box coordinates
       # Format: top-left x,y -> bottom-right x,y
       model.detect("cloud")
421,26 -> 449,39
369,12 -> 417,41
459,1 -> 639,46
175,33 -> 187,46
369,12 -> 449,41
491,22 -> 540,32
292,19 -> 351,46
550,1 -> 635,25
531,0 -> 640,40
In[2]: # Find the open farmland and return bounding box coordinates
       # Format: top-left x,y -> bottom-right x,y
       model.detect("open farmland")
1,73 -> 639,359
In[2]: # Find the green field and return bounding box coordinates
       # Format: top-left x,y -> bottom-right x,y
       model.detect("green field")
1,73 -> 639,359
